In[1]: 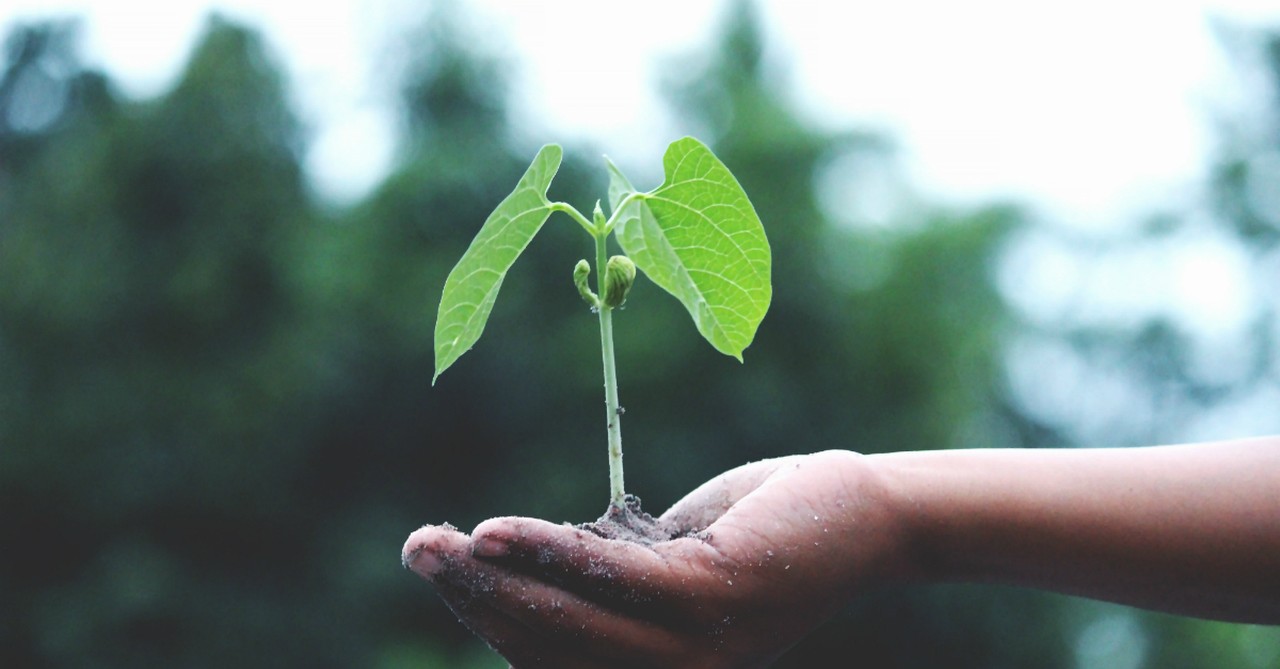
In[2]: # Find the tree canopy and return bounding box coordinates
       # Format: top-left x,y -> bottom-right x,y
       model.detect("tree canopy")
2,4 -> 1277,667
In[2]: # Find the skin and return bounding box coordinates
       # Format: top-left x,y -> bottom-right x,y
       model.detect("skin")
402,437 -> 1280,668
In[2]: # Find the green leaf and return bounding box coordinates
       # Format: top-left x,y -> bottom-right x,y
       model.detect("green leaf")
433,144 -> 563,383
610,137 -> 771,361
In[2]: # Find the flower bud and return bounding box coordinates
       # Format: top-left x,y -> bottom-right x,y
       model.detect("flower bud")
602,255 -> 637,308
573,259 -> 598,308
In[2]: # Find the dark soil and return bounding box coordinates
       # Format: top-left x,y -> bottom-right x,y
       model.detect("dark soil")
575,494 -> 691,546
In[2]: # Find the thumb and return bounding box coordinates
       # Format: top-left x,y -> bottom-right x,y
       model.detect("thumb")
660,457 -> 796,532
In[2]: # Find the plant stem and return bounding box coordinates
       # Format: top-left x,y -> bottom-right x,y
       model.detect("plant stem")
595,229 -> 626,509
550,202 -> 596,236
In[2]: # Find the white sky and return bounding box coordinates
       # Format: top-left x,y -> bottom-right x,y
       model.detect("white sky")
2,0 -> 1279,222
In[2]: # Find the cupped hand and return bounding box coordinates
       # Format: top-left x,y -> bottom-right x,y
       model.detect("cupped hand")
402,450 -> 908,668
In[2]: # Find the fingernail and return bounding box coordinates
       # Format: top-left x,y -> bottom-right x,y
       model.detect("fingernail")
472,536 -> 509,558
402,542 -> 443,577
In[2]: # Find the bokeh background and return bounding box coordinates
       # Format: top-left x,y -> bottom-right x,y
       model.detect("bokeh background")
3,1 -> 1279,667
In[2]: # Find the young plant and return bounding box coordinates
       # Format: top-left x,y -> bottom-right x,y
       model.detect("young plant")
433,137 -> 770,511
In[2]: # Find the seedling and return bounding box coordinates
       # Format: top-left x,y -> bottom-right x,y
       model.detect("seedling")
434,137 -> 770,512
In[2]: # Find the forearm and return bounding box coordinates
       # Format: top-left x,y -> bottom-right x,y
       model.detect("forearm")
870,437 -> 1280,623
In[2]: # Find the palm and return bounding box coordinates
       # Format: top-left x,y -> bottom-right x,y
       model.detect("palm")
403,451 -> 897,668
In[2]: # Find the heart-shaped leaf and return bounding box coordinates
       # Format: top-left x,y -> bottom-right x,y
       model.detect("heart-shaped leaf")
434,144 -> 562,382
609,138 -> 771,360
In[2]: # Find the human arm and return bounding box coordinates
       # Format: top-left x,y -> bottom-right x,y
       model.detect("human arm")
876,436 -> 1280,623
402,437 -> 1280,667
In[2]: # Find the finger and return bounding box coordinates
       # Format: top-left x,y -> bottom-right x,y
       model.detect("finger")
470,517 -> 726,610
659,457 -> 795,532
402,523 -> 470,581
433,583 -> 552,666
402,525 -> 549,661
404,525 -> 605,666
406,525 -> 688,666
450,563 -> 690,664
433,571 -> 602,668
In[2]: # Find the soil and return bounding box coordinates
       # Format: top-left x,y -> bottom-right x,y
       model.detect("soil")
575,493 -> 693,546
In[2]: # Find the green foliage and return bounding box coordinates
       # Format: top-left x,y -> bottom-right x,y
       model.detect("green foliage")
609,137 -> 772,360
433,144 -> 562,382
433,135 -> 770,505
435,136 -> 770,381
2,3 -> 1277,668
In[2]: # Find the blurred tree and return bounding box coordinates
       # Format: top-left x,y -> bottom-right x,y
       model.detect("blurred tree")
1213,31 -> 1280,249
0,3 -> 1053,667
0,15 -> 347,667
0,20 -> 111,169
280,6 -> 597,663
3,2 -> 1276,667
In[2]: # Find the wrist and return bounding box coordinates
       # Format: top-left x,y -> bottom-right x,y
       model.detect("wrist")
808,450 -> 932,590
863,450 -> 956,586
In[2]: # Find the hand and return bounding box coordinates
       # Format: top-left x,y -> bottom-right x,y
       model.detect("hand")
402,450 -> 910,668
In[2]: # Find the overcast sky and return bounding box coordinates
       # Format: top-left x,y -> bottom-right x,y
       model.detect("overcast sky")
3,0 -> 1279,223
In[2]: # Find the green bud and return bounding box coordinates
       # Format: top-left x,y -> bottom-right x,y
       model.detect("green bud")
592,200 -> 607,230
603,255 -> 637,308
573,259 -> 599,308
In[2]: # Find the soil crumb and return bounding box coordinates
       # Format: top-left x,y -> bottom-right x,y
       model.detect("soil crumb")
576,494 -> 691,546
